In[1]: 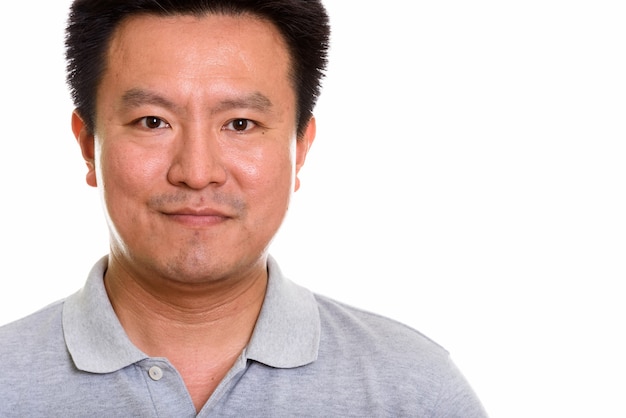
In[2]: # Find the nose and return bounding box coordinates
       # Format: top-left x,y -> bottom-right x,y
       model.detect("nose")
167,126 -> 227,189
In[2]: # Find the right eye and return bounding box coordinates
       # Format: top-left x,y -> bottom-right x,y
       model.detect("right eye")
137,116 -> 170,129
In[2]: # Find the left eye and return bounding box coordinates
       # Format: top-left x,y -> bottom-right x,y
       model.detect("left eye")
225,119 -> 256,132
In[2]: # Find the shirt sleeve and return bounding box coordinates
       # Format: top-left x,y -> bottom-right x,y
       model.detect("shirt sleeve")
430,355 -> 489,418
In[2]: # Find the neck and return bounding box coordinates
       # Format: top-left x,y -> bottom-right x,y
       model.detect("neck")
103,256 -> 268,356
103,256 -> 268,412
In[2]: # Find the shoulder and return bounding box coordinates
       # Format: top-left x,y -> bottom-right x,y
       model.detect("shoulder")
310,294 -> 488,416
313,292 -> 454,387
0,299 -> 70,412
0,299 -> 66,366
314,292 -> 446,356
0,298 -> 65,336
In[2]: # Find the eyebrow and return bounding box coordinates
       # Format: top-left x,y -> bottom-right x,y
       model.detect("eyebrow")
121,89 -> 178,112
211,92 -> 273,115
120,88 -> 273,115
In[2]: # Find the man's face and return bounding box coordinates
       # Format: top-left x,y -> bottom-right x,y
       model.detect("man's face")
74,13 -> 314,285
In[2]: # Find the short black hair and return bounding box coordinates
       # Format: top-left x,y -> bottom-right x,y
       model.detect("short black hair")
65,0 -> 330,138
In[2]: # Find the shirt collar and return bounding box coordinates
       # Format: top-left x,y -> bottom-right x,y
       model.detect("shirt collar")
63,256 -> 147,373
245,256 -> 320,368
62,255 -> 320,373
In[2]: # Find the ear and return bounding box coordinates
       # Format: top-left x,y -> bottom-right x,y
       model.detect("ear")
294,116 -> 316,192
71,110 -> 98,188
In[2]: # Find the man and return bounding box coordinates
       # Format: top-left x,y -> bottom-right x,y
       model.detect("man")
0,0 -> 487,416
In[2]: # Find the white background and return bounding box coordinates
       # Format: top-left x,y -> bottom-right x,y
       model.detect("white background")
1,1 -> 625,417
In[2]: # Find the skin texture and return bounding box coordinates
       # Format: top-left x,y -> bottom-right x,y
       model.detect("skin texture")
72,13 -> 315,412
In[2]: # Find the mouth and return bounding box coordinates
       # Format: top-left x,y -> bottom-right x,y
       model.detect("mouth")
162,207 -> 232,227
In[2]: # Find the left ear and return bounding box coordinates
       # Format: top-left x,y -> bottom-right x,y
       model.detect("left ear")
294,116 -> 316,191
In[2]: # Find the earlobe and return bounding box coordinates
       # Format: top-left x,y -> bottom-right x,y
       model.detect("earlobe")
71,110 -> 98,188
294,116 -> 316,192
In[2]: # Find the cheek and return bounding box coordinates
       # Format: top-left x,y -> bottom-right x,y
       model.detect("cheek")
235,144 -> 295,195
97,142 -> 165,199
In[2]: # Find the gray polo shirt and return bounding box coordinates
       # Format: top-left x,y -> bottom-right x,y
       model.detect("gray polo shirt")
0,256 -> 487,417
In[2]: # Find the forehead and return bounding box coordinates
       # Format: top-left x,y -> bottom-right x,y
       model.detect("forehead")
98,12 -> 296,113
108,12 -> 291,64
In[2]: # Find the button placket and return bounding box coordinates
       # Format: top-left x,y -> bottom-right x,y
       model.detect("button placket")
140,360 -> 197,416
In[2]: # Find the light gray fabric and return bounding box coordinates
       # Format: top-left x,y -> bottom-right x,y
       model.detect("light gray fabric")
0,256 -> 488,417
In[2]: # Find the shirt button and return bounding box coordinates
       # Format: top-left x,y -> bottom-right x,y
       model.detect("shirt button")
148,366 -> 164,381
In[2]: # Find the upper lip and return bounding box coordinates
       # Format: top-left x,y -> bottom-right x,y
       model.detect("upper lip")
163,207 -> 231,217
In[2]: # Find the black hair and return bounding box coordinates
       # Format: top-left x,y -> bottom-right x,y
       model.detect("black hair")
65,0 -> 330,138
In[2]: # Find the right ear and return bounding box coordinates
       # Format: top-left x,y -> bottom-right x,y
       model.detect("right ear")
71,110 -> 97,187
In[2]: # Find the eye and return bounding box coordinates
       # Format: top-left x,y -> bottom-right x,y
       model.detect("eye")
138,116 -> 170,129
224,118 -> 257,132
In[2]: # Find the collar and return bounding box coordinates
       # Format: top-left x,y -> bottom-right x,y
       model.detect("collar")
245,256 -> 320,367
63,255 -> 320,373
